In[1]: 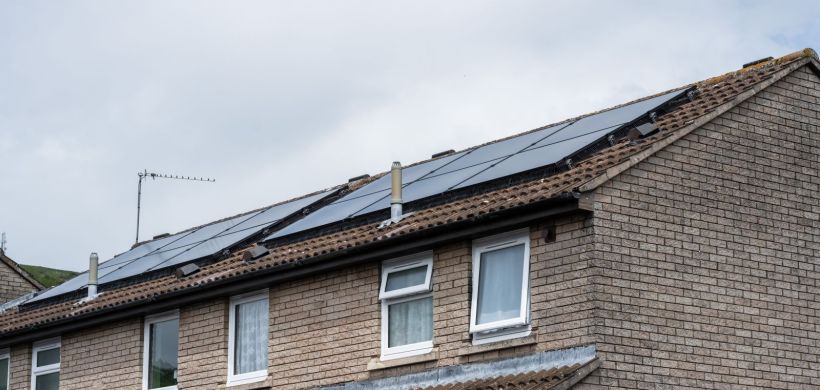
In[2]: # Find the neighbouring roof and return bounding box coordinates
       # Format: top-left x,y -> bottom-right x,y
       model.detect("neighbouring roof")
0,251 -> 45,291
0,48 -> 817,339
319,346 -> 599,390
416,364 -> 594,390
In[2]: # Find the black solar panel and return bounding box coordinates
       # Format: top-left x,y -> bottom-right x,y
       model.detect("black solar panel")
266,88 -> 686,241
29,188 -> 337,303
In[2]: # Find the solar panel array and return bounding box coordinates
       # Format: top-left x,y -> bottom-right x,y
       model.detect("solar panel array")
266,89 -> 686,240
30,189 -> 336,302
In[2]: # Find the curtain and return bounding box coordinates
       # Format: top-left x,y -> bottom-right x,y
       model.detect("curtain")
235,299 -> 268,374
385,265 -> 427,292
476,244 -> 525,325
388,296 -> 433,347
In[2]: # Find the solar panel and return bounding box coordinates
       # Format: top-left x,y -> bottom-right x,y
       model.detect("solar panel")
265,88 -> 686,241
29,188 -> 337,303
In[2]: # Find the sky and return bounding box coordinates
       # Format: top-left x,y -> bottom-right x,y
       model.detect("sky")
1,1 -> 819,271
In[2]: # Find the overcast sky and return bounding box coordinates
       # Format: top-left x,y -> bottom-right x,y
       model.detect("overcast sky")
1,1 -> 819,271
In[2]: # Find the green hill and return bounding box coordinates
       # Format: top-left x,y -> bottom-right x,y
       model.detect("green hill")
19,264 -> 79,288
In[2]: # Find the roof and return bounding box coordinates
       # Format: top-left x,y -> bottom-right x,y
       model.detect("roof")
0,251 -> 45,291
319,346 -> 599,390
0,48 -> 817,340
414,362 -> 598,390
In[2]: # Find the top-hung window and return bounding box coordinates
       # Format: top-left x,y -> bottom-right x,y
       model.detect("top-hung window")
379,252 -> 434,360
469,229 -> 531,343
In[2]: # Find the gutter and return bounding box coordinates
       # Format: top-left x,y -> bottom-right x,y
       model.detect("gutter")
1,194 -> 582,346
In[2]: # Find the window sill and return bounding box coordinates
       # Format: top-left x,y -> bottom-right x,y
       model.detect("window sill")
367,348 -> 438,371
224,376 -> 270,390
458,333 -> 536,356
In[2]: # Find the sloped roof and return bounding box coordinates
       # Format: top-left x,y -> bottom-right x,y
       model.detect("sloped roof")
415,361 -> 598,390
0,251 -> 44,291
0,48 -> 817,339
319,346 -> 599,390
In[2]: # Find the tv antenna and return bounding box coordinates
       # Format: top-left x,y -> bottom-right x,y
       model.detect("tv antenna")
136,170 -> 215,244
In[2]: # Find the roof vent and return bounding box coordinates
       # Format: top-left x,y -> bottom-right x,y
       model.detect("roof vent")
242,245 -> 270,262
87,252 -> 99,299
153,233 -> 171,240
175,263 -> 200,278
742,56 -> 773,68
627,122 -> 659,140
686,89 -> 697,102
348,174 -> 370,183
431,149 -> 455,158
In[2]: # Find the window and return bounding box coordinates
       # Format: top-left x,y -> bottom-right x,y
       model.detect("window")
143,311 -> 179,390
379,252 -> 434,360
470,229 -> 531,343
0,348 -> 8,390
31,338 -> 60,390
228,290 -> 269,386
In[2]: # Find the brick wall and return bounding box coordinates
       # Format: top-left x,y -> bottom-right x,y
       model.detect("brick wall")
266,216 -> 594,389
61,319 -> 143,389
580,65 -> 820,389
178,298 -> 229,389
0,259 -> 38,303
3,213 -> 594,390
8,344 -> 30,389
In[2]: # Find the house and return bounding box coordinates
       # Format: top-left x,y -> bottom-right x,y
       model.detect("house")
0,250 -> 43,305
0,48 -> 818,390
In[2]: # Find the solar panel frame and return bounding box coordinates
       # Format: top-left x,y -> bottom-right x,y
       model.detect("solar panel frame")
28,188 -> 337,303
264,88 -> 688,241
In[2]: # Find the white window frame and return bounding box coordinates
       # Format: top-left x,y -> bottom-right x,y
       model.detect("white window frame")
379,252 -> 434,360
227,290 -> 269,387
0,347 -> 9,390
379,252 -> 434,300
469,228 -> 531,335
30,337 -> 60,390
142,310 -> 179,390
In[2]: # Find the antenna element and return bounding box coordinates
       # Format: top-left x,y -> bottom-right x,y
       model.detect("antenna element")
136,170 -> 215,244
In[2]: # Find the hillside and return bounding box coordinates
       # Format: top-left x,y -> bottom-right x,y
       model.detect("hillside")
19,264 -> 79,288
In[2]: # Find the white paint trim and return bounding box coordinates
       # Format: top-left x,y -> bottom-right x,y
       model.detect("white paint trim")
142,310 -> 179,390
380,293 -> 434,360
379,252 -> 435,360
469,228 -> 531,335
31,337 -> 60,390
471,325 -> 531,345
227,289 -> 269,387
379,251 -> 433,300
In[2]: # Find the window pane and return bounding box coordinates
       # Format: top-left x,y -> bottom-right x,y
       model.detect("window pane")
476,243 -> 525,325
388,296 -> 433,347
35,372 -> 59,390
0,358 -> 7,390
148,319 -> 178,389
235,299 -> 268,375
385,265 -> 427,292
36,347 -> 60,367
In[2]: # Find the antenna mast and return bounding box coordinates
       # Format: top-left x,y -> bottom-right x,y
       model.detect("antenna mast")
136,169 -> 215,244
